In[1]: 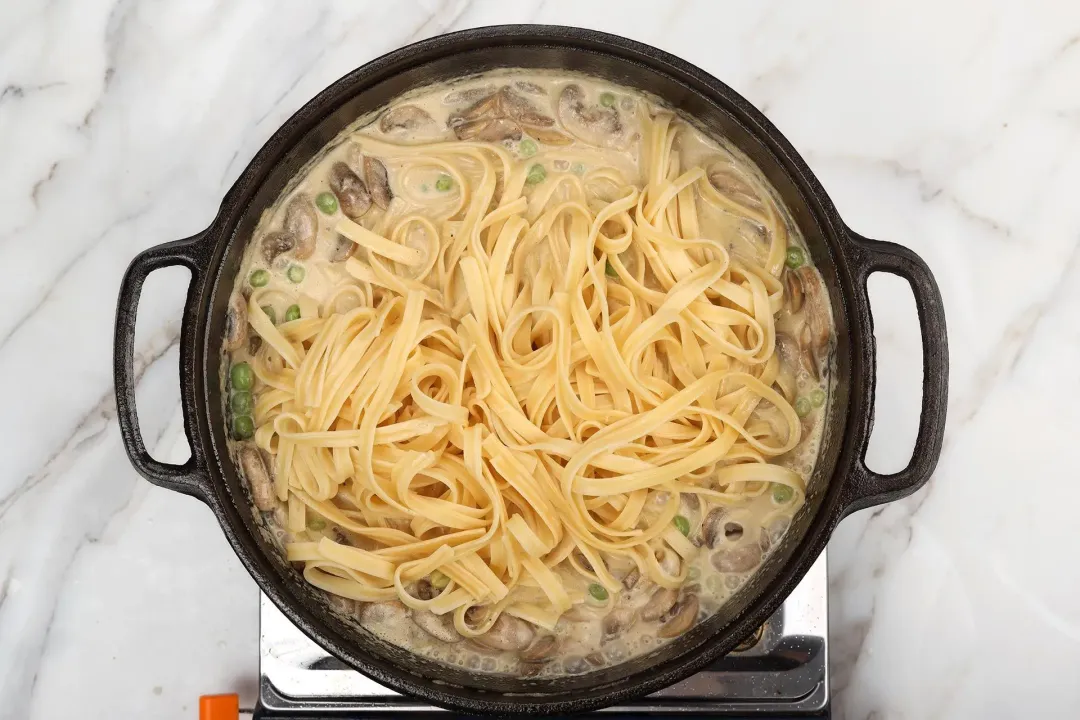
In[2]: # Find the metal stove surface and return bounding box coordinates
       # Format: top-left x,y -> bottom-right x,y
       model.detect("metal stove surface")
256,554 -> 828,718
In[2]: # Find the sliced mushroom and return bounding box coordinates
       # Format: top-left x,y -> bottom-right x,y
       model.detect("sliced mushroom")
527,126 -> 574,145
358,600 -> 409,626
474,614 -> 535,651
412,610 -> 462,643
520,634 -> 559,663
363,157 -> 392,210
238,444 -> 275,511
557,84 -> 633,149
451,90 -> 503,124
602,607 -> 636,640
328,234 -> 355,263
329,162 -> 372,220
724,522 -> 744,541
379,104 -> 435,133
702,507 -> 728,548
498,87 -> 553,127
283,195 -> 317,259
444,85 -> 496,105
224,293 -> 247,352
795,267 -> 832,380
621,567 -> 641,590
247,333 -> 262,355
454,117 -> 522,143
641,587 -> 678,621
658,595 -> 699,638
784,270 -> 805,313
711,544 -> 763,574
261,230 -> 296,264
706,162 -> 763,212
514,80 -> 546,95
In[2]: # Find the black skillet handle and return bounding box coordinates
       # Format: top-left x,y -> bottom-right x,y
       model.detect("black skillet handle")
840,231 -> 949,517
114,231 -> 215,504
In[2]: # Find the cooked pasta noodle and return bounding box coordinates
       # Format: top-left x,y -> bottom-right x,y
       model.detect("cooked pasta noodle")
224,71 -> 833,674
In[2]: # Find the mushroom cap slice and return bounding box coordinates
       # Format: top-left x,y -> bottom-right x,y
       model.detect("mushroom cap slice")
527,126 -> 574,146
711,544 -> 763,573
379,104 -> 435,133
328,234 -> 354,263
411,609 -> 462,643
793,267 -> 831,380
784,269 -> 805,313
329,162 -> 372,220
519,634 -> 559,663
283,195 -> 317,259
223,293 -> 248,352
641,587 -> 679,622
701,507 -> 729,549
238,444 -> 275,511
658,595 -> 699,638
557,84 -> 633,149
363,157 -> 393,211
602,606 -> 637,640
260,230 -> 296,264
473,614 -> 535,651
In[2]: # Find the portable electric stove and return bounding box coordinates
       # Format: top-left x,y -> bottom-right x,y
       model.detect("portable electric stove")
223,552 -> 828,718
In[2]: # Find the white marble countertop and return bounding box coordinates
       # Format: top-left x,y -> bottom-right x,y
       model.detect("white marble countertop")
2,1 -> 1079,718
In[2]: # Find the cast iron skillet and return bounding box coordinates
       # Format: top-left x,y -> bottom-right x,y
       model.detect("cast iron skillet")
113,25 -> 948,714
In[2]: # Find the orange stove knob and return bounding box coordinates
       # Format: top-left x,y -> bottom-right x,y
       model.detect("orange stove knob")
199,693 -> 239,720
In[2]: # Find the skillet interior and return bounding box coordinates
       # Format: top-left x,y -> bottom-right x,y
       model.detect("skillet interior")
193,28 -> 863,713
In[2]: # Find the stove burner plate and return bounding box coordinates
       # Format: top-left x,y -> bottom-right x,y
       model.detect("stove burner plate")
256,554 -> 828,717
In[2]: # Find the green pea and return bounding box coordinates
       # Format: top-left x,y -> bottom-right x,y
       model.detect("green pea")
435,174 -> 453,192
284,304 -> 301,322
794,396 -> 812,417
307,517 -> 327,531
230,391 -> 253,415
430,570 -> 450,589
230,362 -> 254,391
673,515 -> 690,536
687,565 -> 701,582
519,138 -> 538,157
526,163 -> 546,185
772,483 -> 795,504
605,260 -> 618,279
810,387 -> 826,408
571,162 -> 585,175
599,92 -> 616,108
588,583 -> 609,602
287,265 -> 305,283
785,246 -> 805,270
249,269 -> 269,288
315,191 -> 338,214
232,414 -> 255,440
261,305 -> 276,325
